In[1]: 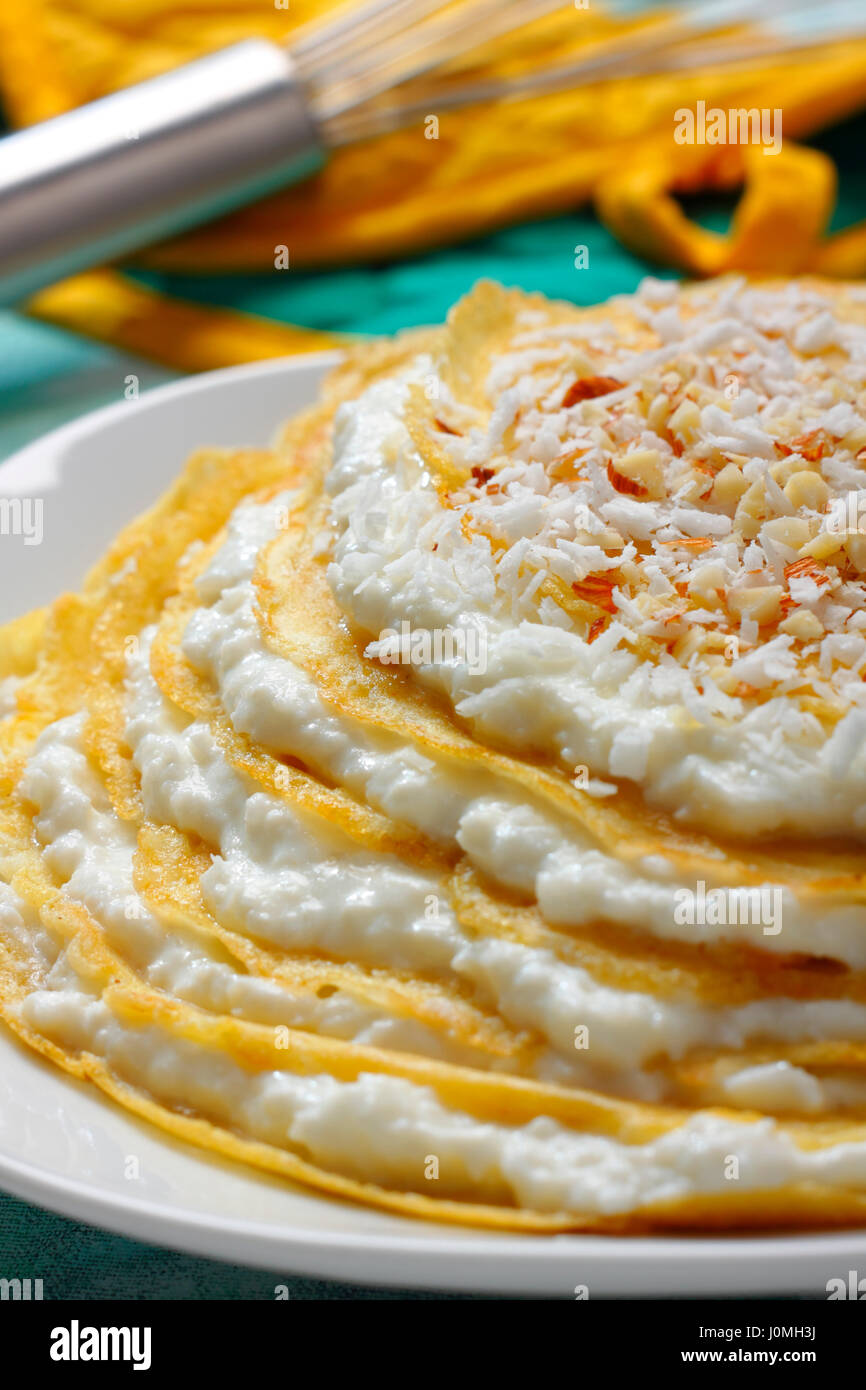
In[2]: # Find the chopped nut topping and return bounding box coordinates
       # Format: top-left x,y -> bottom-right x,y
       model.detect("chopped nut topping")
561,375 -> 624,407
572,575 -> 618,613
433,277 -> 866,710
776,429 -> 826,463
607,460 -> 648,498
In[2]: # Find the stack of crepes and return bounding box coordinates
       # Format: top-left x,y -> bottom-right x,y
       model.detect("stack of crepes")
7,276 -> 866,1231
3,0 -> 866,370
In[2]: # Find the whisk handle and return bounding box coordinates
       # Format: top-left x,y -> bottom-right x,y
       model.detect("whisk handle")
0,40 -> 323,304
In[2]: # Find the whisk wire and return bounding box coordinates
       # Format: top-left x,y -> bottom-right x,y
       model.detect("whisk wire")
309,0 -> 570,124
292,0 -> 452,77
319,0 -> 866,146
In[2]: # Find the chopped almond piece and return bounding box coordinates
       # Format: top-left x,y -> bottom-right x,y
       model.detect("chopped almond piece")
761,516 -> 811,550
562,376 -> 623,407
668,398 -> 701,444
659,537 -> 713,551
776,430 -> 826,463
796,431 -> 826,462
770,455 -> 803,486
607,460 -> 647,498
711,462 -> 748,507
647,392 -> 671,431
784,470 -> 829,510
572,575 -> 618,613
615,447 -> 665,498
799,530 -> 844,562
780,609 -> 823,640
727,586 -> 784,625
784,556 -> 830,585
734,480 -> 770,540
674,627 -> 705,660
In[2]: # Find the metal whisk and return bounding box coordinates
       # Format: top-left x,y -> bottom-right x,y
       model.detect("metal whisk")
0,0 -> 863,306
0,0 -> 567,304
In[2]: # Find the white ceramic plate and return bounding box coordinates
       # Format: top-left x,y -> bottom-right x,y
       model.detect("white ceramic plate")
1,356 -> 863,1297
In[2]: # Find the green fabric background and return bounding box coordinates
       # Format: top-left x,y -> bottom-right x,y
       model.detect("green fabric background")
0,111 -> 864,1299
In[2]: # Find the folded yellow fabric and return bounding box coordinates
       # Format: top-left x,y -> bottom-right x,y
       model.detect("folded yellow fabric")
2,0 -> 866,370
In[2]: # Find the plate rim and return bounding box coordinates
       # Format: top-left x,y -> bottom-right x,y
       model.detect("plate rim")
0,350 -> 344,474
4,1132 -> 866,1296
1,351 -> 864,1296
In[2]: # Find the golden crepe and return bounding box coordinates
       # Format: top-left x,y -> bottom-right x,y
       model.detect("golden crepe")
5,275 -> 866,1232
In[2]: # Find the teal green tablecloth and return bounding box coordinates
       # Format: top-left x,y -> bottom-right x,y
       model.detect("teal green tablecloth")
1,112 -> 865,1299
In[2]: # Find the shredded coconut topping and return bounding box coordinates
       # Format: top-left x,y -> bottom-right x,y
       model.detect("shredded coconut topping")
420,277 -> 866,717
324,277 -> 866,837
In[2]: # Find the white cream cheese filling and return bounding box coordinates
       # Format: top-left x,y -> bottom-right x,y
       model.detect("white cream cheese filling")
6,645 -> 864,1139
120,628 -> 866,1097
18,714 -> 485,1065
17,958 -> 866,1216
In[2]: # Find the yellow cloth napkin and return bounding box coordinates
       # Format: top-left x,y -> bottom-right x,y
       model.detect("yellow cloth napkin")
2,0 -> 866,370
